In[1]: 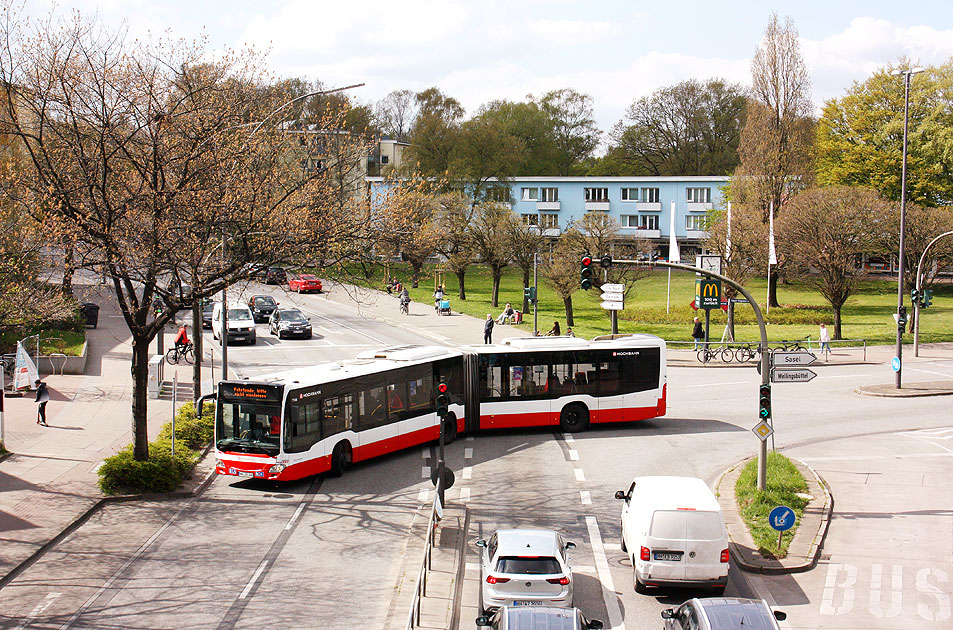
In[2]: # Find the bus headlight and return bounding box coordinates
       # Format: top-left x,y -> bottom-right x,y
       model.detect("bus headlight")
215,460 -> 224,469
268,463 -> 286,474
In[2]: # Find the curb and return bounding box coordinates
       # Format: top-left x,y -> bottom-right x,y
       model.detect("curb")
716,456 -> 833,576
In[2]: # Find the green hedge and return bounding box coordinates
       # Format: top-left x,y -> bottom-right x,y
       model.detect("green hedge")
98,402 -> 214,495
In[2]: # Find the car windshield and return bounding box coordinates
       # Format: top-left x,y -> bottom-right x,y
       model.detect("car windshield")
229,309 -> 252,321
281,310 -> 307,322
203,303 -> 215,313
254,297 -> 276,306
495,556 -> 561,574
299,274 -> 315,280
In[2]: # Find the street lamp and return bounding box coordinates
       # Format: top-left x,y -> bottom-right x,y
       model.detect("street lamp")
893,67 -> 922,389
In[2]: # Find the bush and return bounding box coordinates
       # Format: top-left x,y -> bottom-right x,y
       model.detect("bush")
98,402 -> 214,495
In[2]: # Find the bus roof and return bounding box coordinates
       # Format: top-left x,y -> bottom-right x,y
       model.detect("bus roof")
469,333 -> 665,354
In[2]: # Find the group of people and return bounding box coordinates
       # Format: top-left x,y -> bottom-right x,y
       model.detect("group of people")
385,278 -> 404,295
483,313 -> 571,344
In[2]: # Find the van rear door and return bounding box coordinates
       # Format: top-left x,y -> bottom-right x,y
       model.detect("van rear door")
648,510 -> 725,581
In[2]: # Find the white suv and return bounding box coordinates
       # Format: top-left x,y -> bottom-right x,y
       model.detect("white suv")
476,529 -> 575,612
211,303 -> 257,345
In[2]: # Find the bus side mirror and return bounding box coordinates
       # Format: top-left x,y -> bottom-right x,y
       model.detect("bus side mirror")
475,539 -> 487,548
774,611 -> 787,621
614,490 -> 627,500
476,616 -> 491,627
565,541 -> 576,550
588,620 -> 604,630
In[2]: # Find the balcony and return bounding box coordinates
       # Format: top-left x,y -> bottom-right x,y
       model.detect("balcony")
585,201 -> 610,212
623,228 -> 661,239
684,229 -> 710,240
536,201 -> 560,211
636,202 -> 662,212
687,202 -> 713,211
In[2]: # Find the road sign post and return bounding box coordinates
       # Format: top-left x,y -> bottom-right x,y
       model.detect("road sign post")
769,505 -> 796,551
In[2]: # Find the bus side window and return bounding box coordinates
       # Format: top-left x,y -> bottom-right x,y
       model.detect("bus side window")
359,387 -> 387,430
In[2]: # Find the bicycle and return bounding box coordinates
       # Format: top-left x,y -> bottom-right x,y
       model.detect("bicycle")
696,344 -> 733,364
778,337 -> 810,352
399,298 -> 409,315
734,343 -> 761,363
165,342 -> 195,365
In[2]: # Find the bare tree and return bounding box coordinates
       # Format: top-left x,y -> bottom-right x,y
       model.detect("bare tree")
375,89 -> 418,142
541,234 -> 582,327
469,202 -> 512,307
434,192 -> 476,300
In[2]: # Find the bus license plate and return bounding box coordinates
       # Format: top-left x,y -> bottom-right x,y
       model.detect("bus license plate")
654,552 -> 683,561
236,471 -> 253,477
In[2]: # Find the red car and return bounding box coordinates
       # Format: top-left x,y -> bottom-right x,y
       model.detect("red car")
288,273 -> 323,294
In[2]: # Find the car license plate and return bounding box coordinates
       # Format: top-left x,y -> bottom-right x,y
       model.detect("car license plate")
654,551 -> 683,561
513,601 -> 544,606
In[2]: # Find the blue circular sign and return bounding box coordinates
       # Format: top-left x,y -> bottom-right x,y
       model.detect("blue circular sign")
891,357 -> 901,372
769,506 -> 795,532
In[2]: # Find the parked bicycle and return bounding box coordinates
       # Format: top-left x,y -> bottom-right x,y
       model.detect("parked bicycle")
734,343 -> 761,363
696,344 -> 733,364
1,353 -> 16,378
778,337 -> 810,352
165,341 -> 195,365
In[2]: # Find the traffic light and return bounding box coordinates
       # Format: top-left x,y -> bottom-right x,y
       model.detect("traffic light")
523,286 -> 537,304
600,254 -> 612,269
897,305 -> 908,328
580,254 -> 593,290
923,289 -> 934,308
910,288 -> 920,305
436,379 -> 449,418
758,384 -> 771,420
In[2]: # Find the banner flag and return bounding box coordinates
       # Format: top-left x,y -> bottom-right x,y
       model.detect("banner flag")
768,201 -> 778,265
14,341 -> 39,391
668,201 -> 680,263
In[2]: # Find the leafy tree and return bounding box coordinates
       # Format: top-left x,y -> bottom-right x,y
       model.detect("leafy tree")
434,193 -> 476,300
473,100 -> 558,175
608,79 -> 747,176
534,89 -> 601,175
469,202 -> 512,307
815,60 -> 953,207
777,187 -> 886,339
451,114 -> 525,201
405,87 -> 465,176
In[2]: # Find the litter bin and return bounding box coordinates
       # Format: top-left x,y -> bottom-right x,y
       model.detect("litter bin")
80,302 -> 100,329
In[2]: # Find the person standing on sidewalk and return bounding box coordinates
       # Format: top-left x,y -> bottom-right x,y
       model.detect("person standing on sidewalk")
692,316 -> 704,349
819,323 -> 831,359
484,314 -> 494,344
35,379 -> 49,426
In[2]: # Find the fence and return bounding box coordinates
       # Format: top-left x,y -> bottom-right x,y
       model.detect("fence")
667,339 -> 868,364
405,478 -> 443,629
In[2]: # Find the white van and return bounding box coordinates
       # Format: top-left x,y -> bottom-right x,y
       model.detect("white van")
211,302 -> 257,345
615,476 -> 729,594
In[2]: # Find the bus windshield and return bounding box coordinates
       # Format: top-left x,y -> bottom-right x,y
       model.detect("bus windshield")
216,383 -> 283,456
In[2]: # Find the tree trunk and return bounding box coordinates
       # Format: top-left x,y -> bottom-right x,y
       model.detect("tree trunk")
130,334 -> 151,461
455,270 -> 466,300
491,270 -> 502,308
192,299 -> 203,406
521,269 -> 531,314
833,305 -> 842,340
61,246 -> 74,297
564,295 -> 574,327
768,272 -> 780,308
411,263 -> 421,288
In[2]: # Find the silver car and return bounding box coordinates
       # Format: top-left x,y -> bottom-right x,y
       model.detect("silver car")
476,529 -> 575,612
477,606 -> 603,630
661,597 -> 787,630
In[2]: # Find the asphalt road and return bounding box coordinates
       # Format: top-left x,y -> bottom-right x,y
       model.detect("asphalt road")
1,281 -> 951,629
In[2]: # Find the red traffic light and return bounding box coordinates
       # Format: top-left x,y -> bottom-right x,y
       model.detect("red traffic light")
581,255 -> 592,266
437,382 -> 448,394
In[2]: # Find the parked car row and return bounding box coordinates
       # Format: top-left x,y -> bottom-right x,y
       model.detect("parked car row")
474,477 -> 787,629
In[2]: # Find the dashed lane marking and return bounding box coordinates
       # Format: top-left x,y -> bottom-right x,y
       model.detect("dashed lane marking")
459,488 -> 471,502
464,448 -> 473,459
574,468 -> 586,482
421,466 -> 431,479
580,491 -> 591,505
569,450 -> 579,461
586,517 -> 625,630
462,467 -> 472,480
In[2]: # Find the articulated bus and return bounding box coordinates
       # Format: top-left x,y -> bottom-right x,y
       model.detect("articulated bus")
214,335 -> 666,481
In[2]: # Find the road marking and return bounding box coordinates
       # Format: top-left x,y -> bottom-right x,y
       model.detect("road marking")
466,436 -> 474,442
239,560 -> 269,599
507,442 -> 528,452
909,367 -> 953,379
421,466 -> 431,479
820,562 -> 856,615
563,434 -> 574,443
462,467 -> 472,480
686,380 -> 749,388
310,312 -> 386,343
568,450 -> 579,461
421,449 -> 429,458
819,373 -> 866,379
870,563 -> 902,618
580,491 -> 591,505
464,448 -> 473,459
800,452 -> 953,462
283,504 -> 306,531
459,488 -> 471,502
585,516 -> 625,630
14,592 -> 62,630
574,468 -> 586,481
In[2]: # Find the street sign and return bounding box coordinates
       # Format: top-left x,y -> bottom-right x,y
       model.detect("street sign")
772,351 -> 817,367
730,298 -> 749,304
752,420 -> 774,441
601,292 -> 624,302
771,368 -> 817,383
600,301 -> 624,311
891,357 -> 901,372
769,505 -> 795,532
601,283 -> 625,293
695,279 -> 721,309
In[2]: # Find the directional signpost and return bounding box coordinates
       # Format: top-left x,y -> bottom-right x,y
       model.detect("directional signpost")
600,283 -> 624,333
773,351 -> 816,366
771,368 -> 817,383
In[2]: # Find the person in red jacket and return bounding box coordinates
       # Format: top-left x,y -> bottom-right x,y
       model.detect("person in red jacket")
174,324 -> 190,354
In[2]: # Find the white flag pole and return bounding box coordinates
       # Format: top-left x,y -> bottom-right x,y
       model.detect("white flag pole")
726,201 -> 732,262
767,201 -> 776,314
666,200 -> 680,313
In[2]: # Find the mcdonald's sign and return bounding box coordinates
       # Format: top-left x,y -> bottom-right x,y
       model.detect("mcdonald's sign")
695,279 -> 722,309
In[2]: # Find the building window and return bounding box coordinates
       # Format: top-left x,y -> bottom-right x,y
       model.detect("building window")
622,215 -> 658,229
540,214 -> 559,229
488,186 -> 511,202
641,187 -> 660,203
381,155 -> 389,164
686,187 -> 711,203
584,187 -> 609,201
686,215 -> 706,230
541,187 -> 559,202
522,187 -> 539,201
621,188 -> 639,201
521,214 -> 539,226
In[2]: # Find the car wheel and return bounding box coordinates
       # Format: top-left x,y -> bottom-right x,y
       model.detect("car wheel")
305,332 -> 312,340
328,442 -> 351,477
559,403 -> 589,433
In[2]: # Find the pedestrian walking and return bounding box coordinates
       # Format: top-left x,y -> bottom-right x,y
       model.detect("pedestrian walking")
484,314 -> 495,344
819,323 -> 831,359
35,378 -> 49,426
433,284 -> 444,311
692,316 -> 704,349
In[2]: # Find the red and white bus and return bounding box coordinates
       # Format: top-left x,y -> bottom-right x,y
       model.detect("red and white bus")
214,335 -> 666,481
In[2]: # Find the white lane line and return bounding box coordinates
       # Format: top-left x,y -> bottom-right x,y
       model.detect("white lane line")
563,434 -> 575,443
15,592 -> 62,630
462,467 -> 472,480
574,468 -> 586,482
568,450 -> 579,461
464,448 -> 474,459
580,491 -> 591,505
508,442 -> 528,452
284,504 -> 306,531
421,449 -> 429,459
239,560 -> 270,599
466,436 -> 474,442
418,489 -> 430,502
686,380 -> 749,388
585,516 -> 625,630
909,367 -> 953,379
800,452 -> 953,462
820,373 -> 866,379
603,543 -> 621,552
459,488 -> 471,502
422,466 -> 431,478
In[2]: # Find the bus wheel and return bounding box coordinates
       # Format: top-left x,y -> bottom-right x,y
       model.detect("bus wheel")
442,414 -> 457,444
329,442 -> 351,477
559,403 -> 589,433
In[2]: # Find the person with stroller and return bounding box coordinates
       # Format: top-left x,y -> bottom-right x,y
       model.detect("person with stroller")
433,284 -> 444,311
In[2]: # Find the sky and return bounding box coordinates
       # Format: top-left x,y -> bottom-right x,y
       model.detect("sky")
21,0 -> 953,136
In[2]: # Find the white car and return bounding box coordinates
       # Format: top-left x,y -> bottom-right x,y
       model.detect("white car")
476,529 -> 575,612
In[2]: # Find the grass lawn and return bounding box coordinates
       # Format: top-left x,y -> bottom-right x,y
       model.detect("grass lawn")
735,452 -> 809,559
0,329 -> 86,356
349,263 -> 953,345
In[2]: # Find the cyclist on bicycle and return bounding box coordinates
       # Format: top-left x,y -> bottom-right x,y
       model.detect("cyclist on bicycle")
174,324 -> 190,355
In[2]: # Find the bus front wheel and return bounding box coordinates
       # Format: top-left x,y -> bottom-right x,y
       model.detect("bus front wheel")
329,442 -> 352,477
560,403 -> 589,433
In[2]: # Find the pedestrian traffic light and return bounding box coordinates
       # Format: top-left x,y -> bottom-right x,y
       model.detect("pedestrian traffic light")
923,289 -> 934,308
897,305 -> 908,328
523,286 -> 537,304
436,379 -> 449,418
910,288 -> 920,305
524,286 -> 531,301
600,254 -> 612,269
758,384 -> 771,420
580,254 -> 593,290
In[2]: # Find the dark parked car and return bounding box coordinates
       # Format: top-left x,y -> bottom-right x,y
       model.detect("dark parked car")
264,267 -> 287,285
248,295 -> 279,323
202,301 -> 217,329
269,308 -> 312,339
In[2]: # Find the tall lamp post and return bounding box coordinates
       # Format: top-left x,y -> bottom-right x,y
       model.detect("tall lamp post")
893,67 -> 922,389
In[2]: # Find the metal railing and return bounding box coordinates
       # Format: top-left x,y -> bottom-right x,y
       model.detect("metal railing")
667,338 -> 868,363
406,478 -> 442,629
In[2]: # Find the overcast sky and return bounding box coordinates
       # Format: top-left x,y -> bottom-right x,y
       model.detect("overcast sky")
23,0 -> 953,134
